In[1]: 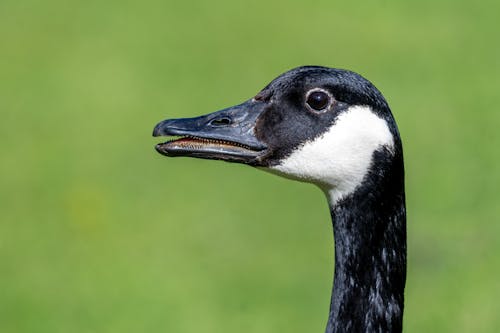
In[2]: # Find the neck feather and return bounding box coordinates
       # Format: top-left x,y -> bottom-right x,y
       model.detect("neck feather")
325,149 -> 406,333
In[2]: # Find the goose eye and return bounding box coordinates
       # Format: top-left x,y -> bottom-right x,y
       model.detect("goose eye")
306,90 -> 330,111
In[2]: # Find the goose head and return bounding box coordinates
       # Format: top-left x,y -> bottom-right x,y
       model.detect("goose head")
153,66 -> 400,204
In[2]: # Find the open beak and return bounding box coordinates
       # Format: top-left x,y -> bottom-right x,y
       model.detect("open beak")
153,100 -> 268,164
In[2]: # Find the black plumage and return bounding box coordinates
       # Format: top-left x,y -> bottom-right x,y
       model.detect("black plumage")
153,66 -> 406,333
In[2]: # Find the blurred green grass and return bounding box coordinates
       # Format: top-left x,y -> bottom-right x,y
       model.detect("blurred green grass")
1,0 -> 499,332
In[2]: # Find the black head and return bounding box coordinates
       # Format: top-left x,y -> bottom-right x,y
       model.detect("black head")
153,66 -> 400,194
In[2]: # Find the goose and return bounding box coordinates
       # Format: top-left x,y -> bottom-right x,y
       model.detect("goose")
152,66 -> 406,333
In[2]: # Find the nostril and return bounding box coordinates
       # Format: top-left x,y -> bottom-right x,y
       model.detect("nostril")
210,117 -> 232,126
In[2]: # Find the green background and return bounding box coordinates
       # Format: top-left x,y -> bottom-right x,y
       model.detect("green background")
1,0 -> 499,332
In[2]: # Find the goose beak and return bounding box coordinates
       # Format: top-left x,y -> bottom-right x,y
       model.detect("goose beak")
153,100 -> 268,164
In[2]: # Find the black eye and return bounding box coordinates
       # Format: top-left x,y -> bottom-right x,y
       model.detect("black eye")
306,90 -> 330,111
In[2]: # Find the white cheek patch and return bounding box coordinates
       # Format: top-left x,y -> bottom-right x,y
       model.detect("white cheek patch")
269,105 -> 394,206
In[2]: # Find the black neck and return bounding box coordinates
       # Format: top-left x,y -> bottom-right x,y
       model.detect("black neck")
325,149 -> 406,333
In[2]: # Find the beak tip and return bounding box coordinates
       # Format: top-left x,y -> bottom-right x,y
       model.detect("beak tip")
154,143 -> 168,155
152,122 -> 164,137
